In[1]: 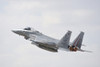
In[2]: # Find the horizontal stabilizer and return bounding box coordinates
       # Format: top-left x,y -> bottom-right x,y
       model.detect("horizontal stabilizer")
78,49 -> 92,53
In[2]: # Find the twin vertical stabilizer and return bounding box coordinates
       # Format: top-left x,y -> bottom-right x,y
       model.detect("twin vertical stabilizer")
58,31 -> 84,50
58,31 -> 72,48
71,32 -> 84,49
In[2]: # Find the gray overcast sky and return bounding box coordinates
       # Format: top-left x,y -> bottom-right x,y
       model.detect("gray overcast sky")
0,0 -> 100,67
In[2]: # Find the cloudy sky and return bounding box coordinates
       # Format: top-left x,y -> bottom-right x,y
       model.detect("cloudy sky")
0,0 -> 100,67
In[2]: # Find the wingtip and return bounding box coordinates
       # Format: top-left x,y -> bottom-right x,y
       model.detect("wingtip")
68,30 -> 72,33
80,31 -> 84,33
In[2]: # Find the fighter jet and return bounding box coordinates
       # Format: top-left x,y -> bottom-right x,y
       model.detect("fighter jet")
12,27 -> 89,52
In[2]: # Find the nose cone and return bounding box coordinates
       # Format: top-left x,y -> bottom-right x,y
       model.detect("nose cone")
12,30 -> 24,36
12,30 -> 17,34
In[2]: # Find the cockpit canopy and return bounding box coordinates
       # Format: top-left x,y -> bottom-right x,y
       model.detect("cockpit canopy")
24,27 -> 31,30
23,27 -> 42,35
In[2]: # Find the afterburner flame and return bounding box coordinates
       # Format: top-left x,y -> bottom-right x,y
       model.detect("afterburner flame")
69,46 -> 78,51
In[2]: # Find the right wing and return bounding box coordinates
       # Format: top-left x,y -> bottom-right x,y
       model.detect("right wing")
58,31 -> 72,48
